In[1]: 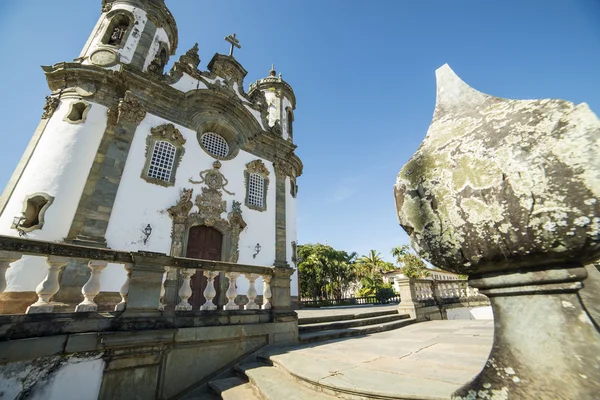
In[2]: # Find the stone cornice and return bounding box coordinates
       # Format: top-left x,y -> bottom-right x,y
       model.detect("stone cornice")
42,62 -> 303,175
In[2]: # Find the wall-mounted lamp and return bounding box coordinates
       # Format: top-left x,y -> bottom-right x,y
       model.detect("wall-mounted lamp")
142,224 -> 153,245
253,243 -> 261,259
12,215 -> 27,237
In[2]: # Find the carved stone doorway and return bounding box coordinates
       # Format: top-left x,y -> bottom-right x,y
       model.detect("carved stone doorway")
185,225 -> 222,309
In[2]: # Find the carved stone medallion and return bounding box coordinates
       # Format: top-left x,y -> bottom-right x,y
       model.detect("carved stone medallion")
189,160 -> 234,195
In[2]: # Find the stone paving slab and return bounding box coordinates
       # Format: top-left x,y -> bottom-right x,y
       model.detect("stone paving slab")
265,320 -> 494,399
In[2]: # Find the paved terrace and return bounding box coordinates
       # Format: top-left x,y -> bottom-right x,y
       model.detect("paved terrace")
267,307 -> 494,399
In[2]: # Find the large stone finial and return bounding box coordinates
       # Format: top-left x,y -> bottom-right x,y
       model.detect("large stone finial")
395,64 -> 600,399
395,64 -> 600,274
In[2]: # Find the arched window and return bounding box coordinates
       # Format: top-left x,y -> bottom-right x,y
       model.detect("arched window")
102,14 -> 131,47
141,124 -> 186,187
244,160 -> 270,211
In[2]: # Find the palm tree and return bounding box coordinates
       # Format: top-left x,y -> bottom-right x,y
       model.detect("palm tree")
391,245 -> 430,278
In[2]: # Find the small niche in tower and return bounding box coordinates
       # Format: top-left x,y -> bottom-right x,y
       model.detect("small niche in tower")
12,193 -> 54,232
64,101 -> 91,124
286,108 -> 294,140
102,14 -> 131,46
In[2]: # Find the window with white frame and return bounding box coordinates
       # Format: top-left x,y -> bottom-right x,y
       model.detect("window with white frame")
200,132 -> 229,158
147,140 -> 176,182
248,173 -> 265,208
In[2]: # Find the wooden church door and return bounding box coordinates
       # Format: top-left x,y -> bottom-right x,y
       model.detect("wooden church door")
185,225 -> 222,309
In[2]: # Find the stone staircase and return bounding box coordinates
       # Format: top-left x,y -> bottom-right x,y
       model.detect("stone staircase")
190,308 -> 416,399
298,308 -> 413,343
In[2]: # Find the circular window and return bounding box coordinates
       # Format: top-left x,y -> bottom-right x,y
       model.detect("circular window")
200,132 -> 229,158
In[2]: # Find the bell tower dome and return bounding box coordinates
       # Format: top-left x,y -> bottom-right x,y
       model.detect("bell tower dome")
78,0 -> 178,73
249,65 -> 296,143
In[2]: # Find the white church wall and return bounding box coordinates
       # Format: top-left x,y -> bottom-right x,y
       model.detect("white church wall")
0,99 -> 108,291
170,73 -> 208,92
264,91 -> 279,127
81,4 -> 147,67
286,177 -> 298,296
104,113 -> 278,294
142,27 -> 170,72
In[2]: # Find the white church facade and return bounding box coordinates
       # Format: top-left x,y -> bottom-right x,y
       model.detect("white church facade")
0,0 -> 302,313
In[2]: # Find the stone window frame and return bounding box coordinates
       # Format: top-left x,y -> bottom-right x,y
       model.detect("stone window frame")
244,160 -> 270,212
100,9 -> 135,50
63,100 -> 91,125
141,124 -> 186,187
196,121 -> 241,161
200,132 -> 230,159
11,192 -> 55,233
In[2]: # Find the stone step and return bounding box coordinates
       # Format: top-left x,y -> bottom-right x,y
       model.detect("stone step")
299,313 -> 410,333
236,362 -> 338,400
298,308 -> 398,325
299,317 -> 416,344
208,376 -> 261,400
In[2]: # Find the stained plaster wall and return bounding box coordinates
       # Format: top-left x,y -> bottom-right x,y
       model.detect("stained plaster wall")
0,99 -> 108,292
0,356 -> 104,400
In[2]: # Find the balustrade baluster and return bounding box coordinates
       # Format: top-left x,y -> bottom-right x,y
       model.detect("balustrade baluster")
115,264 -> 132,311
75,261 -> 108,312
224,272 -> 240,310
201,271 -> 219,310
0,251 -> 21,294
262,275 -> 272,309
175,269 -> 194,311
158,266 -> 170,310
26,256 -> 69,314
245,273 -> 260,310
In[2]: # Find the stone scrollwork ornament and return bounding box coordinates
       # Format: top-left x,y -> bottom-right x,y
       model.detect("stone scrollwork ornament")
167,188 -> 194,224
42,96 -> 60,119
246,160 -> 270,177
118,91 -> 146,125
189,161 -> 234,195
195,188 -> 226,227
227,201 -> 247,263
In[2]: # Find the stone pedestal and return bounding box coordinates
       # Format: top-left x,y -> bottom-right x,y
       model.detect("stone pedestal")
453,263 -> 599,399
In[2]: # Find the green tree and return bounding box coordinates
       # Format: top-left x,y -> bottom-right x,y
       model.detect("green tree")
355,250 -> 395,296
297,243 -> 357,301
391,245 -> 431,278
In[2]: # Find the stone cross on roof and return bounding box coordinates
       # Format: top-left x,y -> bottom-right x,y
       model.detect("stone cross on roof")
225,33 -> 241,57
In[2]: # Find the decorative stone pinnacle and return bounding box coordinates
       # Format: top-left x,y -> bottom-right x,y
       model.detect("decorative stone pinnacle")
270,64 -> 276,77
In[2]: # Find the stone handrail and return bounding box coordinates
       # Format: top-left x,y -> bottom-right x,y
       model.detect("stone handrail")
0,235 -> 288,315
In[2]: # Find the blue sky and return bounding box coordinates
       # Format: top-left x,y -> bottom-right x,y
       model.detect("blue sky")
0,1 -> 599,262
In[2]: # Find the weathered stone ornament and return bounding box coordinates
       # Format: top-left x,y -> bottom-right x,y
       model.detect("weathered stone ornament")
117,91 -> 146,125
194,187 -> 226,227
179,43 -> 200,69
395,64 -> 600,273
41,96 -> 60,119
395,64 -> 600,399
167,188 -> 193,224
189,160 -> 234,195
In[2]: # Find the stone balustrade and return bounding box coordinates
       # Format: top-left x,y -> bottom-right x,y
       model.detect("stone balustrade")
398,277 -> 488,320
0,235 -> 288,315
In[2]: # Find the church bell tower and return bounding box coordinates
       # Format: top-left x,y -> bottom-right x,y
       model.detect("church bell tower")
79,0 -> 178,73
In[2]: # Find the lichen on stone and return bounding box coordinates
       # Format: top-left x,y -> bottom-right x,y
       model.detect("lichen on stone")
394,64 -> 600,273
